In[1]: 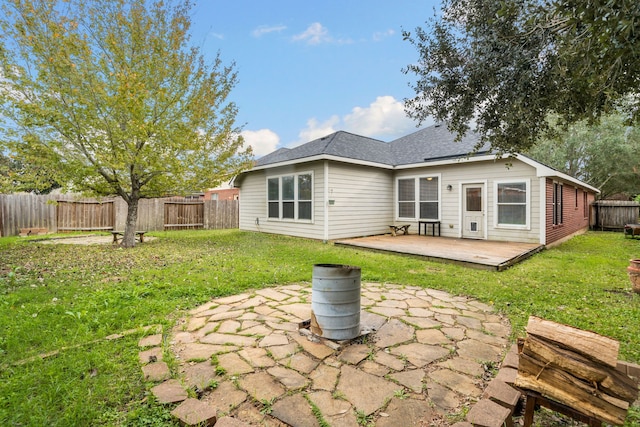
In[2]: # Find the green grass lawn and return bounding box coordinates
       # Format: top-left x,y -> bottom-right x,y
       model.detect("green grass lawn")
0,230 -> 638,426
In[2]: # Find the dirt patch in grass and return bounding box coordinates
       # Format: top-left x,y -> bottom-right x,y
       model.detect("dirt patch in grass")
36,235 -> 156,245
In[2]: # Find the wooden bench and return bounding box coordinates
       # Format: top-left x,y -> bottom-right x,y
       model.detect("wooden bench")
111,231 -> 146,244
624,224 -> 640,238
388,224 -> 410,236
19,227 -> 49,237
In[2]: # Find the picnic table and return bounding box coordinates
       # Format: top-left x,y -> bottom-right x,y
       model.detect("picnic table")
111,230 -> 146,244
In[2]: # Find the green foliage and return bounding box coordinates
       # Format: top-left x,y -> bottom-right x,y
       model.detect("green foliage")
526,114 -> 640,198
355,409 -> 374,426
0,0 -> 253,246
403,0 -> 640,155
0,153 -> 60,194
0,229 -> 639,425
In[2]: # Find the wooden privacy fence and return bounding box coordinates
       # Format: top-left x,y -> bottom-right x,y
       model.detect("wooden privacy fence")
591,200 -> 640,231
0,194 -> 238,237
56,200 -> 115,231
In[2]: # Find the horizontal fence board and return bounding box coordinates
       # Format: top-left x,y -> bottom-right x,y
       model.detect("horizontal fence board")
0,194 -> 238,236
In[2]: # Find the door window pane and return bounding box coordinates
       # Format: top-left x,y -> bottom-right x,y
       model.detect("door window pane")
466,188 -> 482,212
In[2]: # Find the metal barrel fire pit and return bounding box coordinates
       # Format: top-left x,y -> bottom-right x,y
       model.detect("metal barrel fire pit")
310,264 -> 361,340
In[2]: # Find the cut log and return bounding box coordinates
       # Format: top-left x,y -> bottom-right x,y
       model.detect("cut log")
522,335 -> 638,403
515,354 -> 628,425
525,316 -> 619,368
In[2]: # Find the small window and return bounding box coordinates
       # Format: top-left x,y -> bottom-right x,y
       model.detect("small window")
553,182 -> 563,225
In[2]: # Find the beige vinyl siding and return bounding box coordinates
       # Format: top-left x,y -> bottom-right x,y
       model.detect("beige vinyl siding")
326,162 -> 394,240
395,158 -> 541,243
238,162 -> 326,240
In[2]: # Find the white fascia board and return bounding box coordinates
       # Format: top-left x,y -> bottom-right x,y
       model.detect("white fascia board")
247,154 -> 394,172
393,154 -> 501,169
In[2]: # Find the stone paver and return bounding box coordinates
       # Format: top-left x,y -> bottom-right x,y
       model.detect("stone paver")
182,361 -> 217,389
156,282 -> 513,426
307,391 -> 358,427
170,398 -> 217,426
376,398 -> 438,427
203,380 -> 248,414
337,365 -> 398,415
271,394 -> 319,427
138,347 -> 163,364
151,379 -> 188,404
466,398 -> 512,427
138,333 -> 162,348
142,361 -> 171,382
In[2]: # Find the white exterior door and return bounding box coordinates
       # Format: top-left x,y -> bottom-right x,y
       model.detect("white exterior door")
462,184 -> 484,239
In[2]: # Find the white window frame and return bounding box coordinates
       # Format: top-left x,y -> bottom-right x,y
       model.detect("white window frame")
266,171 -> 314,222
395,174 -> 441,221
494,178 -> 530,229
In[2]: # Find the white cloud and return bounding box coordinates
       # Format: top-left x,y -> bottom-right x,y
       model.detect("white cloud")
373,29 -> 395,41
208,32 -> 224,40
343,96 -> 417,137
292,22 -> 330,45
291,23 -> 353,45
295,116 -> 341,146
241,129 -> 280,157
252,25 -> 287,38
292,96 -> 426,147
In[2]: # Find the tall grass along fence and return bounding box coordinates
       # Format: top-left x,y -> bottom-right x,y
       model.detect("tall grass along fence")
0,193 -> 238,237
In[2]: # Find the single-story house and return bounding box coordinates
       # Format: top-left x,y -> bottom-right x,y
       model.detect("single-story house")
233,124 -> 599,246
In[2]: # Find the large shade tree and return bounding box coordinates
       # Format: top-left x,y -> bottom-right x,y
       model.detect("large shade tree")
403,0 -> 640,154
526,114 -> 640,199
0,0 -> 252,246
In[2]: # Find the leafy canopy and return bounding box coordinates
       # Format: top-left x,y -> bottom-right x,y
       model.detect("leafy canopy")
0,0 -> 253,203
403,0 -> 640,154
526,114 -> 640,199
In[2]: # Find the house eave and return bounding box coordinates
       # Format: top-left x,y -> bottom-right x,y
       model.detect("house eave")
249,154 -> 394,172
515,154 -> 600,194
393,153 -> 501,169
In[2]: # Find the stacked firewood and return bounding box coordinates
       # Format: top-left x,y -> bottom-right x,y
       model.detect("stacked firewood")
514,316 -> 639,426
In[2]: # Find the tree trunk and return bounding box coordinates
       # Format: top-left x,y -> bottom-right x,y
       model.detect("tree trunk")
121,197 -> 139,248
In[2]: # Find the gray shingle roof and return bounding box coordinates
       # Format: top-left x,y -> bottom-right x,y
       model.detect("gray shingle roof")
254,124 -> 491,167
390,124 -> 490,165
255,131 -> 390,167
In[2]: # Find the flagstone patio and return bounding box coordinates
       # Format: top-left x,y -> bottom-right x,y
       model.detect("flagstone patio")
140,282 -> 515,426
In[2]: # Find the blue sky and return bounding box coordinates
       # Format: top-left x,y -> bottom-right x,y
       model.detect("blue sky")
189,1 -> 439,157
